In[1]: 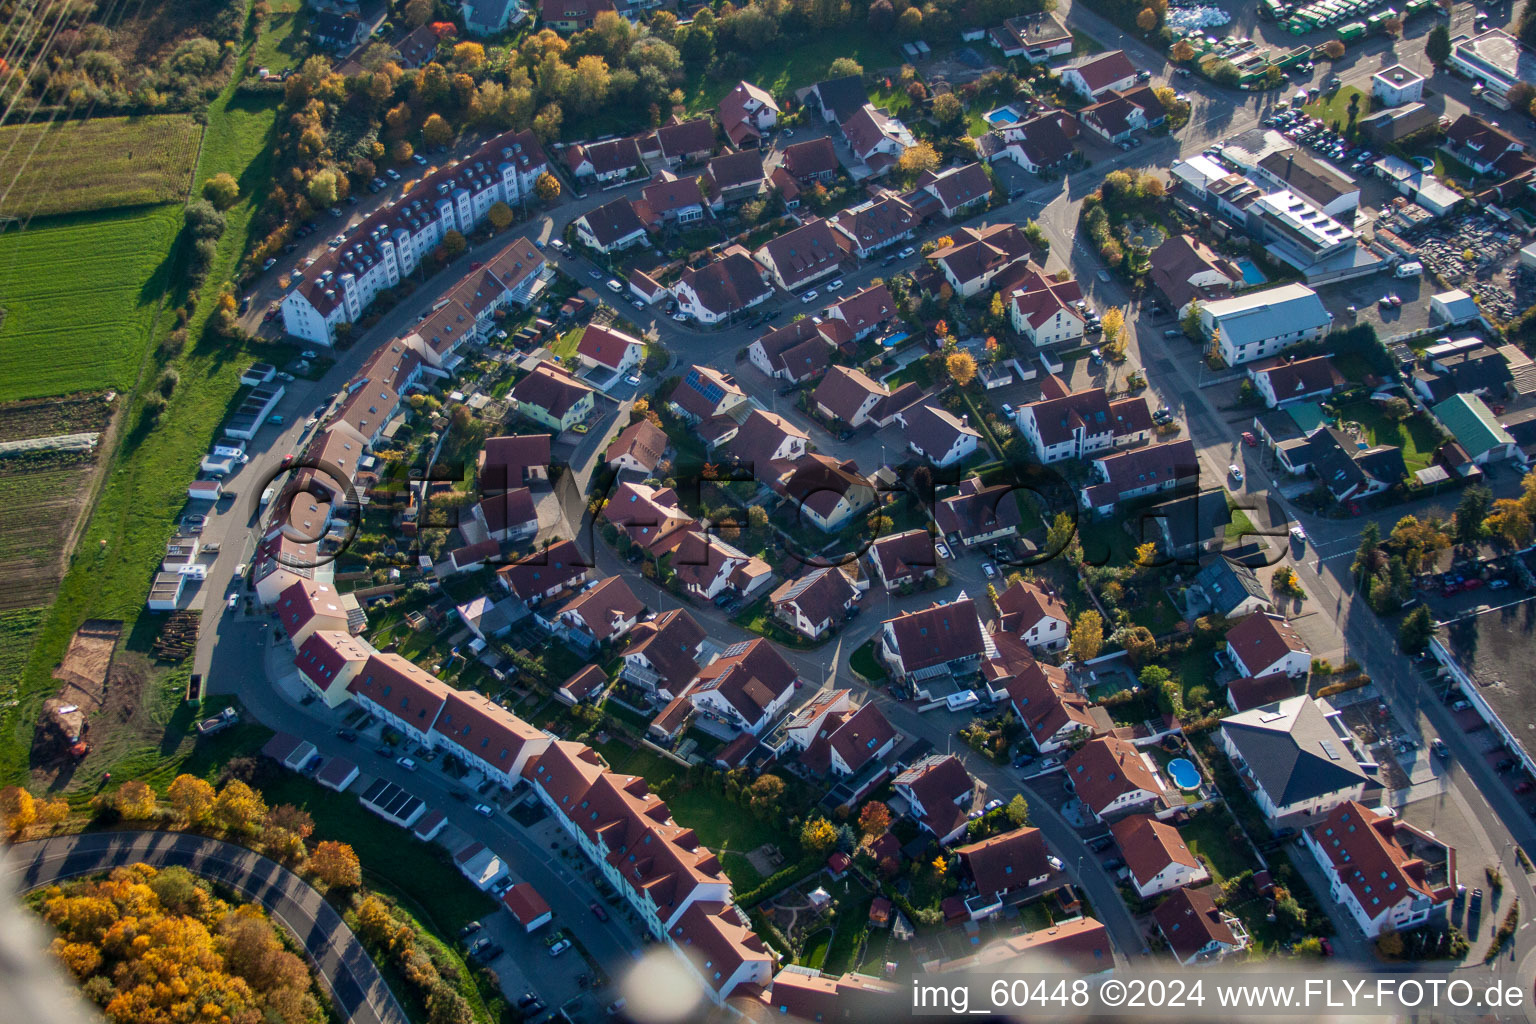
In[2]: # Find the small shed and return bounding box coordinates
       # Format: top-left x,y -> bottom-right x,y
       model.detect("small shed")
262,732 -> 318,772
501,882 -> 553,931
412,808 -> 448,841
188,479 -> 223,502
317,756 -> 359,792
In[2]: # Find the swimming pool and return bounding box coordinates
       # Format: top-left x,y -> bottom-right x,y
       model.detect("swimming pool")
1167,757 -> 1201,791
984,105 -> 1022,127
1236,258 -> 1268,286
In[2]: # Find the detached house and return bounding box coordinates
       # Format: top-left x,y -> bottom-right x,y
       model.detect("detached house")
897,403 -> 982,467
1442,114 -> 1526,175
572,199 -> 649,254
688,638 -> 800,735
769,454 -> 877,532
868,529 -> 939,592
638,173 -> 708,227
646,118 -> 716,168
1303,801 -> 1456,938
1078,439 -> 1198,517
546,576 -> 644,652
1154,887 -> 1249,966
893,754 -> 976,845
754,218 -> 846,293
668,365 -> 748,424
1149,234 -> 1241,318
671,252 -> 773,324
840,104 -> 916,176
880,598 -> 991,686
916,163 -> 993,220
718,81 -> 780,148
511,362 -> 595,431
702,151 -> 767,207
769,567 -> 860,640
605,419 -> 668,476
497,539 -> 591,606
989,12 -> 1073,62
794,696 -> 898,785
935,478 -> 1022,549
994,580 -> 1070,652
576,323 -> 642,378
474,487 -> 539,543
1060,50 -> 1138,101
826,283 -> 898,343
620,607 -> 707,698
1225,612 -> 1310,678
1006,661 -> 1096,753
1014,376 -> 1152,463
1078,87 -> 1166,143
928,223 -> 1035,298
1064,735 -> 1173,822
565,137 -> 646,183
829,198 -> 919,259
980,112 -> 1078,174
1112,815 -> 1209,898
814,365 -> 903,429
748,318 -> 831,383
1008,269 -> 1085,348
956,827 -> 1052,901
780,137 -> 841,184
1218,695 -> 1378,822
1248,355 -> 1345,409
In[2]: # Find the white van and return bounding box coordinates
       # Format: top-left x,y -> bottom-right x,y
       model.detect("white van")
1394,260 -> 1424,278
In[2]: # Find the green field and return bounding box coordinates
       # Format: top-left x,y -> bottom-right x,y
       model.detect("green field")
684,34 -> 901,112
0,609 -> 44,707
0,205 -> 183,401
0,468 -> 97,611
0,115 -> 203,219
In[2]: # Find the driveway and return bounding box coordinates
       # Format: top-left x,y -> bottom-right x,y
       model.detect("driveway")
8,830 -> 407,1024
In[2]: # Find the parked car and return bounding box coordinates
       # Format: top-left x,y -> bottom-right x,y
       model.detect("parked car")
1431,738 -> 1450,758
590,901 -> 609,922
982,562 -> 997,579
549,939 -> 572,957
1490,579 -> 1511,590
896,246 -> 916,258
1228,464 -> 1243,483
474,803 -> 495,817
801,289 -> 819,303
1036,757 -> 1061,772
397,757 -> 418,771
1290,524 -> 1307,544
262,257 -> 277,271
1163,328 -> 1182,338
984,798 -> 1004,812
1242,431 -> 1258,447
935,541 -> 953,560
335,729 -> 357,742
827,278 -> 844,292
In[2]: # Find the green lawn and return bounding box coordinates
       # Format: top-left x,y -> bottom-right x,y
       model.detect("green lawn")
250,0 -> 307,73
1333,399 -> 1442,474
549,326 -> 583,361
1071,29 -> 1105,55
1225,504 -> 1258,543
1301,85 -> 1367,133
260,773 -> 497,931
1,1 -> 290,785
683,34 -> 901,113
0,205 -> 184,401
849,639 -> 887,682
1179,806 -> 1262,885
885,357 -> 933,389
0,115 -> 204,218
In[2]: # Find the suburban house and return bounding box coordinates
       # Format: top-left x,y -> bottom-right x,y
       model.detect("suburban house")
880,598 -> 991,686
1276,426 -> 1407,503
799,700 -> 897,784
671,251 -> 773,324
989,12 -> 1073,62
1432,393 -> 1518,465
605,418 -> 668,476
935,478 -> 1023,549
646,118 -> 716,167
1149,234 -> 1241,318
576,323 -> 642,378
916,163 -> 993,220
956,828 -> 1052,904
572,198 -> 649,254
1147,490 -> 1232,560
897,403 -> 982,467
1008,268 -> 1085,348
769,454 -> 877,532
1063,735 -> 1173,822
759,969 -> 901,1021
473,487 -> 539,543
979,112 -> 1078,174
1006,661 -> 1096,752
725,409 -> 808,469
620,607 -> 707,698
511,362 -> 595,431
545,576 -> 645,652
556,664 -> 609,705
893,754 -> 976,845
702,151 -> 768,208
668,365 -> 748,423
1154,887 -> 1249,965
1442,114 -> 1526,176
1013,375 -> 1152,463
927,223 -> 1036,298
1191,559 -> 1272,621
637,173 -> 708,226
867,529 -> 939,592
1112,815 -> 1209,898
769,567 -> 860,640
1078,439 -> 1198,517
602,481 -> 692,550
275,580 -> 360,647
754,218 -> 846,292
829,197 -> 920,259
688,638 -> 799,735
804,75 -> 870,125
659,530 -> 772,603
1198,283 -> 1334,367
1060,50 -> 1138,101
813,365 -> 910,429
1372,63 -> 1426,106
718,80 -> 780,148
1410,341 -> 1518,404
1218,695 -> 1378,822
478,433 -> 552,491
1302,801 -> 1456,937
994,580 -> 1070,652
347,653 -> 453,746
497,539 -> 592,606
564,137 -> 647,183
1247,355 -> 1346,408
780,137 -> 841,183
1225,612 -> 1310,678
840,104 -> 916,176
539,0 -> 614,31
748,318 -> 832,383
825,284 -> 898,343
1078,87 -> 1167,143
1225,672 -> 1296,713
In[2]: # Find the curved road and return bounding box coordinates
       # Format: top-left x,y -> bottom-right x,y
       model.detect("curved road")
8,831 -> 407,1024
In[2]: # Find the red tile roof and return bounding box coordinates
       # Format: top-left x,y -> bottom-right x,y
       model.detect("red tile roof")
955,827 -> 1050,896
1063,735 -> 1167,817
1111,814 -> 1201,891
1153,886 -> 1241,962
1225,612 -> 1309,676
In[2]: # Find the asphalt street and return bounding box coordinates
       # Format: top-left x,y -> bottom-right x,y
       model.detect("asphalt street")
8,830 -> 408,1024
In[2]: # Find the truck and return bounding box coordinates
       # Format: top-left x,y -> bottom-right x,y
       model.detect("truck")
260,486 -> 275,508
196,707 -> 239,736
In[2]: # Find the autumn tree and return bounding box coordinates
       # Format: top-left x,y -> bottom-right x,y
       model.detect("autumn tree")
1100,306 -> 1127,359
931,93 -> 965,137
1322,39 -> 1346,59
897,141 -> 941,176
203,173 -> 240,210
310,841 -> 362,889
858,800 -> 892,840
114,780 -> 157,820
1068,609 -> 1104,662
213,779 -> 268,834
403,0 -> 433,24
391,139 -> 415,163
1,786 -> 36,833
487,201 -> 513,232
535,171 -> 562,202
167,774 -> 216,825
1006,794 -> 1030,826
37,795 -> 70,828
747,773 -> 785,816
801,816 -> 838,853
441,229 -> 467,260
1136,6 -> 1158,31
1170,39 -> 1196,62
1484,498 -> 1533,549
421,113 -> 454,147
946,350 -> 978,387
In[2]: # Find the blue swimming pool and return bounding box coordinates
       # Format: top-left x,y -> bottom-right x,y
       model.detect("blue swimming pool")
984,105 -> 1022,127
1167,757 -> 1201,791
1236,259 -> 1268,286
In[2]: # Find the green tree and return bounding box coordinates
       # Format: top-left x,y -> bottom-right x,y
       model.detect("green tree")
801,816 -> 838,853
829,57 -> 863,78
202,172 -> 239,210
440,229 -> 467,260
1426,22 -> 1452,64
1181,303 -> 1203,339
1005,794 -> 1030,827
1456,485 -> 1493,545
932,93 -> 965,136
1352,520 -> 1381,579
1399,605 -> 1434,654
1068,609 -> 1104,662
